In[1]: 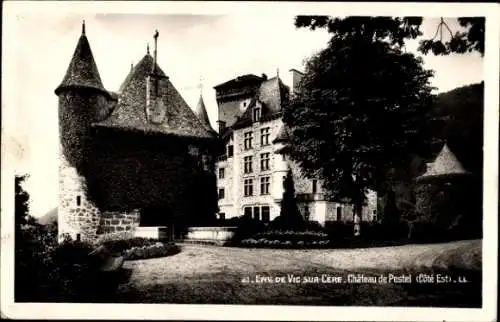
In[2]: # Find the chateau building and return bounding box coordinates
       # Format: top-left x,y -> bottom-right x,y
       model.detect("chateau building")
56,23 -> 218,242
214,70 -> 377,225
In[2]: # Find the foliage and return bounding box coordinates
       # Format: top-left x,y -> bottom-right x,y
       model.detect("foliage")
283,34 -> 434,214
295,16 -> 484,56
272,169 -> 305,230
230,215 -> 267,243
418,18 -> 484,56
15,174 -> 30,228
15,222 -> 103,302
100,237 -> 180,260
123,242 -> 181,261
101,237 -> 160,255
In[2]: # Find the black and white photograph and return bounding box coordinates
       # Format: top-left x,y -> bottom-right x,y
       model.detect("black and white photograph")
1,2 -> 498,321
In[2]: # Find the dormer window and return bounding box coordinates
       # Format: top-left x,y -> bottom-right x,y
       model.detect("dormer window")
253,107 -> 261,122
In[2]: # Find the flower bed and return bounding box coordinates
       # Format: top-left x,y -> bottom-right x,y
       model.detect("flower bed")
239,230 -> 331,249
101,237 -> 180,261
123,242 -> 180,261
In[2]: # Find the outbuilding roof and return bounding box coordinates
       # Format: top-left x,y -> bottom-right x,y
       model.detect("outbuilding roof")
417,143 -> 470,181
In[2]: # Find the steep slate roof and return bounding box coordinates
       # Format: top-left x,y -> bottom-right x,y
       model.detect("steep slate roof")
232,76 -> 289,129
194,94 -> 216,135
213,74 -> 263,89
273,124 -> 289,143
94,53 -> 215,139
417,143 -> 470,181
55,23 -> 109,97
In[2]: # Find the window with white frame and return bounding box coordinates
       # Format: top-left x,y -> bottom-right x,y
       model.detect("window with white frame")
244,179 -> 253,196
244,132 -> 253,150
260,127 -> 270,146
260,153 -> 270,171
260,176 -> 270,195
244,156 -> 253,173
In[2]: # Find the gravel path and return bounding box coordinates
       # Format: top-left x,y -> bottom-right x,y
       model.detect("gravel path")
114,239 -> 481,305
122,239 -> 481,286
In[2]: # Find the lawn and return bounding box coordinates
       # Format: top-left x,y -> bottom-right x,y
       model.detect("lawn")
112,239 -> 481,306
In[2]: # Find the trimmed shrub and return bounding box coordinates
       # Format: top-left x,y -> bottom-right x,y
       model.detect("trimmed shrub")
101,237 -> 159,255
230,215 -> 266,243
123,242 -> 180,261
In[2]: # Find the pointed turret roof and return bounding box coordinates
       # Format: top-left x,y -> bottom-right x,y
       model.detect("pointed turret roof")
94,53 -> 215,139
194,95 -> 216,134
273,123 -> 290,143
55,21 -> 107,96
417,143 -> 470,181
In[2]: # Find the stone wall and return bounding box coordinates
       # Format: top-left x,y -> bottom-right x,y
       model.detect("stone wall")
59,146 -> 101,242
98,209 -> 140,236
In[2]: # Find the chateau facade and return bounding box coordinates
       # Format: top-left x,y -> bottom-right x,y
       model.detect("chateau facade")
57,23 -> 218,242
214,71 -> 377,225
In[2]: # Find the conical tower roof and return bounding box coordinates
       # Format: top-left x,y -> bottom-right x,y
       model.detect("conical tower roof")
194,94 -> 215,133
417,143 -> 470,181
273,123 -> 289,143
55,21 -> 107,96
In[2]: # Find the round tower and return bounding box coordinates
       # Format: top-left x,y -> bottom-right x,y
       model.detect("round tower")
55,21 -> 110,242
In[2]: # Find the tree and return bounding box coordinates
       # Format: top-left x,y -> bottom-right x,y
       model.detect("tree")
273,169 -> 304,230
15,174 -> 30,228
294,16 -> 484,56
282,33 -> 434,225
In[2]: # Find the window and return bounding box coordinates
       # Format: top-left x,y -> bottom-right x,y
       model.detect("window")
227,145 -> 234,157
253,107 -> 261,122
260,127 -> 270,146
312,180 -> 318,194
260,153 -> 270,171
218,188 -> 225,200
304,205 -> 310,221
282,176 -> 287,188
219,168 -> 225,179
372,210 -> 377,222
336,207 -> 342,221
253,206 -> 260,220
244,179 -> 253,196
244,156 -> 253,174
244,132 -> 253,150
262,206 -> 270,223
260,177 -> 270,195
219,213 -> 225,220
244,207 -> 252,218
282,154 -> 286,161
76,195 -> 81,206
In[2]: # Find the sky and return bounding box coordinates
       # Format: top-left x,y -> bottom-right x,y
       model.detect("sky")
3,4 -> 485,218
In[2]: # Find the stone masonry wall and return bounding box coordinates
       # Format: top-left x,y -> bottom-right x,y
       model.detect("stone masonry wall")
98,209 -> 141,240
59,145 -> 101,242
60,146 -> 143,242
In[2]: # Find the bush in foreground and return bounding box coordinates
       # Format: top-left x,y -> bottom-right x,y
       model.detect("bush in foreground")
15,222 -> 103,302
101,237 -> 180,261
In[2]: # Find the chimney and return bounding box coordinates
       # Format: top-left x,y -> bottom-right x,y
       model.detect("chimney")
146,29 -> 169,124
217,120 -> 226,134
261,73 -> 268,81
289,69 -> 304,97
